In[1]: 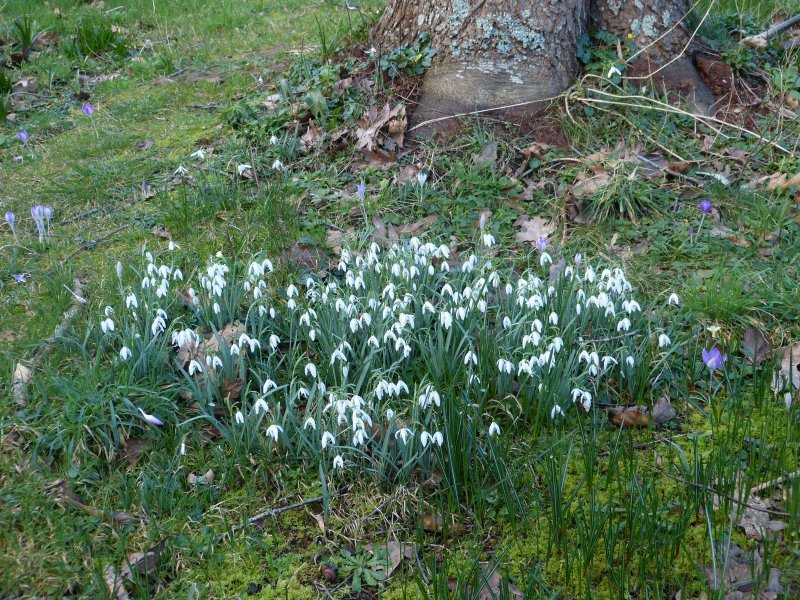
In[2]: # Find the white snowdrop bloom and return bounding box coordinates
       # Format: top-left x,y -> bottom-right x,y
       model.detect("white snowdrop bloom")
456,306 -> 467,321
432,431 -> 444,446
617,318 -> 631,332
360,313 -> 372,326
422,301 -> 436,315
482,233 -> 495,248
265,424 -> 283,442
180,441 -> 186,455
540,252 -> 552,266
420,431 -> 432,448
395,427 -> 412,444
235,411 -> 245,425
309,329 -> 316,341
602,356 -> 617,370
287,298 -> 296,311
367,335 -> 379,348
211,355 -> 223,369
428,265 -> 435,275
229,343 -> 241,356
440,311 -> 453,330
477,299 -> 487,313
125,293 -> 139,309
305,363 -> 317,379
269,307 -> 276,319
622,300 -> 641,314
352,429 -> 368,447
272,159 -> 285,171
100,318 -> 115,334
488,422 -> 501,437
626,356 -> 635,368
303,417 -> 316,431
386,409 -> 395,422
503,316 -> 512,329
368,297 -> 378,310
604,304 -> 616,318
189,360 -> 203,375
585,267 -> 595,283
321,431 -> 335,449
497,358 -> 514,374
505,283 -> 514,296
286,284 -> 298,298
469,373 -> 481,386
551,337 -> 564,353
151,316 -> 166,337
119,346 -> 132,361
658,333 -> 671,348
269,335 -> 280,351
349,318 -> 360,333
607,65 -> 622,78
333,455 -> 344,470
213,302 -> 221,315
533,319 -> 543,333
253,398 -> 269,414
299,312 -> 311,327
464,351 -> 478,366
576,303 -> 582,315
668,293 -> 680,306
330,349 -> 348,364
262,379 -> 277,393
551,405 -> 564,419
104,306 -> 114,317
549,312 -> 559,326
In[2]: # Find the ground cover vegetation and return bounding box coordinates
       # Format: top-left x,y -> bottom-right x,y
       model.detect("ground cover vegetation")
0,0 -> 799,598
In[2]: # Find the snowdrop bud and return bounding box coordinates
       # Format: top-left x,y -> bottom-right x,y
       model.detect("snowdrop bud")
235,411 -> 245,425
550,405 -> 564,420
658,333 -> 671,348
488,422 -> 501,437
116,261 -> 123,282
626,356 -> 635,368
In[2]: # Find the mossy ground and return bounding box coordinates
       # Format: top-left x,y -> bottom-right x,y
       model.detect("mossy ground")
1,0 -> 799,598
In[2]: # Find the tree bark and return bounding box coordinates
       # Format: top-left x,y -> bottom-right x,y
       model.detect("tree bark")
373,0 -> 693,130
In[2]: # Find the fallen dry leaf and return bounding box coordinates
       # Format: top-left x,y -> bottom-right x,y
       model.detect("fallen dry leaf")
151,225 -> 171,239
367,541 -> 415,577
771,342 -> 800,404
120,540 -> 165,582
571,172 -> 611,197
477,563 -> 524,600
422,512 -> 466,534
219,377 -> 243,401
743,328 -> 770,365
11,362 -> 32,405
749,171 -> 800,191
372,215 -> 400,249
356,103 -> 405,151
103,564 -> 131,600
739,495 -> 786,541
521,141 -> 552,159
514,215 -> 556,244
397,214 -> 438,236
282,241 -> 328,272
608,405 -> 651,427
702,543 -> 783,596
356,148 -> 398,168
136,139 -> 154,151
473,141 -> 498,167
300,120 -> 322,151
187,469 -> 214,485
121,438 -> 147,467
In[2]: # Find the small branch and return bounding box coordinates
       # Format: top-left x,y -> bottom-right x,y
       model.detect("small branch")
12,276 -> 87,405
64,225 -> 129,262
227,485 -> 350,537
741,13 -> 800,49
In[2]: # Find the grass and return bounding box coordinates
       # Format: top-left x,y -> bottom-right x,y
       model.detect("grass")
1,0 -> 799,598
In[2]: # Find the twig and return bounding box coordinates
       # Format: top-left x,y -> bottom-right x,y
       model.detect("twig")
741,13 -> 800,49
56,208 -> 104,226
750,470 -> 800,494
227,485 -> 350,537
64,225 -> 129,262
12,276 -> 87,405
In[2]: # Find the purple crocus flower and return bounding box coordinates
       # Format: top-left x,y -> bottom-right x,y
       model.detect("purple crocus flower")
702,347 -> 727,371
142,180 -> 148,195
30,205 -> 49,242
137,407 -> 164,426
13,274 -> 26,283
5,211 -> 15,239
690,225 -> 695,237
536,236 -> 548,252
82,103 -> 94,116
699,199 -> 712,214
356,183 -> 366,201
16,130 -> 29,144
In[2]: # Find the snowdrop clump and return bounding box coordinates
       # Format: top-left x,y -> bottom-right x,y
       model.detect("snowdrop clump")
96,239 -> 677,483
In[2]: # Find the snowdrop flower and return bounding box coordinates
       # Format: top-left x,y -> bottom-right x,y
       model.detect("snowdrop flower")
464,351 -> 478,366
352,429 -> 368,447
497,358 -> 514,374
488,422 -> 501,437
236,163 -> 252,175
265,423 -> 283,442
367,335 -> 379,348
602,355 -> 617,370
211,355 -> 223,369
420,431 -> 433,448
100,318 -> 115,334
333,455 -> 344,470
119,346 -> 132,361
321,431 -> 335,449
432,431 -> 443,446
502,316 -> 512,329
440,311 -> 453,330
539,252 -> 552,266
235,411 -> 245,425
137,407 -> 164,426
549,312 -> 558,326
617,318 -> 631,332
190,148 -> 206,159
550,405 -> 564,419
626,356 -> 635,368
607,65 -> 622,78
668,293 -> 680,306
272,159 -> 285,171
253,397 -> 269,414
188,360 -> 203,376
262,379 -> 277,393
658,333 -> 671,348
386,408 -> 395,422
304,417 -> 316,430
309,329 -> 316,341
269,335 -> 280,351
395,427 -> 412,444
482,233 -> 495,248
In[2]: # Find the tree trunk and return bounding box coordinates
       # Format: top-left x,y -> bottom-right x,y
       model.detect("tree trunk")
373,0 -> 692,130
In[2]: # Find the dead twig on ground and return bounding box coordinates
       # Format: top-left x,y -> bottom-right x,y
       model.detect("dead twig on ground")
64,225 -> 129,262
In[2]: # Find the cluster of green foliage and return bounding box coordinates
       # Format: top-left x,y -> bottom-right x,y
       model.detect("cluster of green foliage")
380,32 -> 437,77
